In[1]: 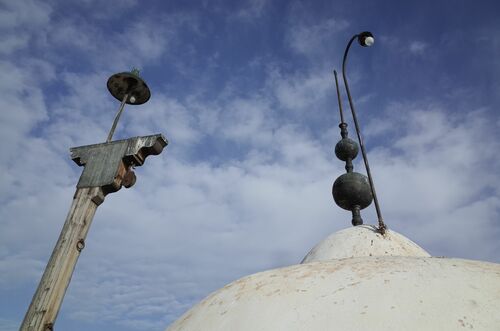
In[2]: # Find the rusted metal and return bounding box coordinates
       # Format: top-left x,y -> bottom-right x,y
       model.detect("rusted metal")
76,239 -> 85,252
122,169 -> 136,188
107,71 -> 150,105
70,134 -> 167,195
106,69 -> 151,142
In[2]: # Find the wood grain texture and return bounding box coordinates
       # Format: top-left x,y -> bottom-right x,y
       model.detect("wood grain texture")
20,134 -> 167,331
20,187 -> 104,331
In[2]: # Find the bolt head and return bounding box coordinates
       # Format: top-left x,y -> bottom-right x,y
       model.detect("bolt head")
123,169 -> 136,188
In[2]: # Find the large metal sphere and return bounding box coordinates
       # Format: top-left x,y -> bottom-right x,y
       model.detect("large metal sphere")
332,172 -> 373,211
335,138 -> 359,161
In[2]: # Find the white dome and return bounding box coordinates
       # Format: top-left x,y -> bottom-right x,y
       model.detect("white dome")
165,227 -> 500,330
301,225 -> 430,263
166,257 -> 500,331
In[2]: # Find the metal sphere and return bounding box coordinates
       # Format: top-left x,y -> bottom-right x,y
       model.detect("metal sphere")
335,138 -> 359,161
357,31 -> 374,47
332,172 -> 373,211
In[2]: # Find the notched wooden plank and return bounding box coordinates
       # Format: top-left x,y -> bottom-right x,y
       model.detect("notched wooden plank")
69,134 -> 167,193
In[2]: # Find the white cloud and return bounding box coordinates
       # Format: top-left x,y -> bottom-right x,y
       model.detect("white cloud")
4,46 -> 500,330
217,97 -> 275,145
366,103 -> 500,261
128,95 -> 203,147
0,60 -> 51,160
7,68 -> 499,329
409,40 -> 428,54
286,17 -> 349,56
0,0 -> 52,29
234,0 -> 269,20
16,96 -> 496,330
380,36 -> 429,56
46,12 -> 200,70
0,58 -> 341,329
73,0 -> 138,20
268,68 -> 332,112
0,0 -> 52,57
0,34 -> 29,54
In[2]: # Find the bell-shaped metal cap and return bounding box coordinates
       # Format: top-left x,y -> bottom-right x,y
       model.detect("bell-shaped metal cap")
107,70 -> 151,105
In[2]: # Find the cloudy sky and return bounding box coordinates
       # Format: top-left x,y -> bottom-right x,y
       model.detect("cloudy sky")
1,0 -> 500,330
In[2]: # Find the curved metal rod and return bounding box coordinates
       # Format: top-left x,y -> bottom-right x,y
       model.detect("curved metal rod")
341,34 -> 387,234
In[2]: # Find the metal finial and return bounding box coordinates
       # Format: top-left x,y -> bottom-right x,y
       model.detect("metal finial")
106,69 -> 151,142
130,67 -> 141,77
341,31 -> 387,234
332,70 -> 372,226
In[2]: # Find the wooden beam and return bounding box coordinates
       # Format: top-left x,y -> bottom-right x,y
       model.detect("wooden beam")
20,134 -> 167,331
20,187 -> 104,331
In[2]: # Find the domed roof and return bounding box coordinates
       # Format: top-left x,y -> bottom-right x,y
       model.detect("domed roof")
166,257 -> 500,331
301,225 -> 430,263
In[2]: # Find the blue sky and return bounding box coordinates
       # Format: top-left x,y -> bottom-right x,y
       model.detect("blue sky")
1,0 -> 500,330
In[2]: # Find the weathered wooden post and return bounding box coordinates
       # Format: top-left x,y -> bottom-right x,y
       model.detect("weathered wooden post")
20,70 -> 167,331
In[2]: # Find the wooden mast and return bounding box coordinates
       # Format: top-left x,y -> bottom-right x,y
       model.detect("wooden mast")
21,70 -> 166,331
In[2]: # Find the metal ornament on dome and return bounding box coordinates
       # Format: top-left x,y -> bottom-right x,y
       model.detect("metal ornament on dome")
331,31 -> 387,234
331,70 -> 372,227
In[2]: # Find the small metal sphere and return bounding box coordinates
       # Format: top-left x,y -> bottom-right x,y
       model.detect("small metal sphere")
332,172 -> 373,211
107,72 -> 151,105
335,138 -> 359,161
357,31 -> 374,47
